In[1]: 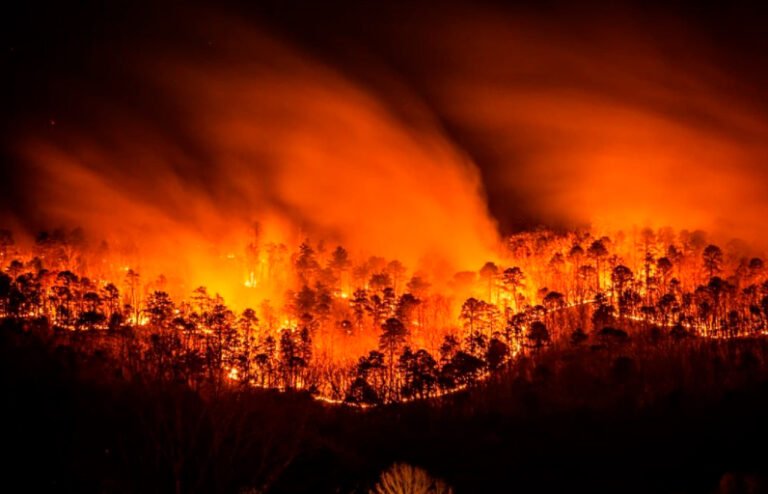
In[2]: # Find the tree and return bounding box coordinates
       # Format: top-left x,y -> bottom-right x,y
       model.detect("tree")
371,463 -> 453,494
239,308 -> 259,339
438,334 -> 460,365
369,272 -> 392,293
254,335 -> 276,387
702,244 -> 723,280
748,257 -> 765,280
576,265 -> 596,302
670,323 -> 688,340
329,245 -> 350,270
369,292 -> 394,328
568,244 -> 585,267
570,327 -> 588,346
101,282 -> 120,319
460,297 -> 481,334
77,291 -> 105,330
542,291 -> 565,330
145,291 -> 174,328
464,330 -> 488,359
406,276 -> 431,298
657,293 -> 678,326
549,252 -> 566,276
395,293 -> 420,330
639,227 -> 656,296
350,288 -> 369,331
237,308 -> 259,383
293,242 -> 320,284
355,350 -> 386,396
656,257 -> 673,292
706,276 -> 731,333
526,320 -> 550,350
460,297 -> 494,337
611,265 -> 633,296
294,285 -> 316,320
587,240 -> 609,290
479,262 -> 499,302
592,294 -> 616,329
500,267 -> 525,312
399,348 -> 438,399
52,270 -> 78,327
611,265 -> 634,317
486,338 -> 510,371
278,330 -> 303,389
206,296 -> 237,385
345,377 -> 380,406
12,273 -> 41,318
597,327 -> 629,345
447,351 -> 485,386
505,312 -> 526,347
125,269 -> 141,324
379,318 -> 408,400
329,246 -> 351,293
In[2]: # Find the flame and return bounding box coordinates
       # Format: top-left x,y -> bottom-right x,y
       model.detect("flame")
228,367 -> 239,381
5,9 -> 502,309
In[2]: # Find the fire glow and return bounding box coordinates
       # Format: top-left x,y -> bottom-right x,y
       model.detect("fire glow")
3,2 -> 768,406
1,225 -> 767,405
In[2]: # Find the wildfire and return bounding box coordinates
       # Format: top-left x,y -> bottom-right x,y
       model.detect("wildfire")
3,1 -> 768,408
0,223 -> 765,406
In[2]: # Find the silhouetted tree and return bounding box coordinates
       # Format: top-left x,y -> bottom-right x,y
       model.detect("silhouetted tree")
379,318 -> 408,400
703,244 -> 724,280
500,266 -> 525,312
486,338 -> 509,371
587,240 -> 609,290
526,320 -> 550,350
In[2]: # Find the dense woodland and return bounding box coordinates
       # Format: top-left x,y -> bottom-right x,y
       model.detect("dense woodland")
1,227 -> 768,406
5,226 -> 768,492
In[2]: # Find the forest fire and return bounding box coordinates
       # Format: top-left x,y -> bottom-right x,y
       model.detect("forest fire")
5,1 -> 768,493
0,225 -> 766,404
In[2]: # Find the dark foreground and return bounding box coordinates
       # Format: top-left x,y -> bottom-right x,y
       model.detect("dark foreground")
5,319 -> 768,494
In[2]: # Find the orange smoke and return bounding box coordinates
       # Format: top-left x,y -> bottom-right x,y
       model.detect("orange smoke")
8,10 -> 500,304
365,2 -> 768,244
7,1 -> 768,306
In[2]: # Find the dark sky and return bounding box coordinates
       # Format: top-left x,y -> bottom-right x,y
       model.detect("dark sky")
3,0 -> 768,241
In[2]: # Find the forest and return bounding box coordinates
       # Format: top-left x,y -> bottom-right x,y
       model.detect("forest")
5,225 -> 768,492
1,226 -> 767,406
6,0 -> 768,491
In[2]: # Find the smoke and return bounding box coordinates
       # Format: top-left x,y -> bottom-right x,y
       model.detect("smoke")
357,2 -> 768,243
4,5 -> 500,302
5,0 -> 768,304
